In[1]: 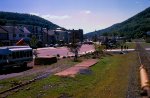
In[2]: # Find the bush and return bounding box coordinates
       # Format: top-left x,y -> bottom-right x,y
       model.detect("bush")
34,56 -> 57,65
146,37 -> 150,43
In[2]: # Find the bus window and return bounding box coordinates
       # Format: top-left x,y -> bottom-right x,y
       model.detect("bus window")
12,52 -> 16,59
16,52 -> 19,58
23,51 -> 26,57
0,55 -> 2,60
9,54 -> 12,57
20,51 -> 23,57
30,51 -> 32,57
27,51 -> 30,57
3,55 -> 7,60
8,54 -> 12,59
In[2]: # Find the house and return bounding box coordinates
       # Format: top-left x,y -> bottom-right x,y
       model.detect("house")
43,28 -> 69,45
0,26 -> 9,46
26,26 -> 43,42
2,26 -> 31,45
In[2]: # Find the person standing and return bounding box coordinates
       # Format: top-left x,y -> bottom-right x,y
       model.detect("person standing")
121,45 -> 123,51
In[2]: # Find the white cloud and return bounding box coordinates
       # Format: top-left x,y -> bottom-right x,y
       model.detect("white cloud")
80,10 -> 91,14
30,12 -> 40,16
41,15 -> 71,20
29,12 -> 71,20
84,10 -> 91,14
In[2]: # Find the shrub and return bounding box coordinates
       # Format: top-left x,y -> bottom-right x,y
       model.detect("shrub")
34,56 -> 57,65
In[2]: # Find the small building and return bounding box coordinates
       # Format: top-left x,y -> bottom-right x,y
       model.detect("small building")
68,29 -> 83,43
26,26 -> 43,42
43,28 -> 56,45
2,26 -> 31,45
54,28 -> 69,44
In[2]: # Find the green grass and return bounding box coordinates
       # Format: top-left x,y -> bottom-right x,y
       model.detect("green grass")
0,58 -> 80,93
7,52 -> 138,98
125,42 -> 136,49
141,42 -> 150,47
0,74 -> 39,92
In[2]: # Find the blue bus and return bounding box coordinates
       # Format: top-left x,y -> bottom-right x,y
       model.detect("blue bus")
0,46 -> 33,68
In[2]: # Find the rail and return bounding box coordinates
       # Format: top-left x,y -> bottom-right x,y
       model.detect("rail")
137,43 -> 150,98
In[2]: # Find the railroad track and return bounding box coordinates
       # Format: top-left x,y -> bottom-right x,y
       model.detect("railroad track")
0,72 -> 52,97
0,63 -> 72,97
136,43 -> 150,98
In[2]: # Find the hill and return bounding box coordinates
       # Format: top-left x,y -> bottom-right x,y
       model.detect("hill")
85,7 -> 150,39
0,11 -> 59,29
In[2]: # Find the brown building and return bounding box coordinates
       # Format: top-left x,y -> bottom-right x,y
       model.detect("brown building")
0,26 -> 9,46
68,29 -> 83,43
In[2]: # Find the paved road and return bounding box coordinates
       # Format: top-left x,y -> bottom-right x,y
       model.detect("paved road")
36,45 -> 136,57
36,45 -> 95,57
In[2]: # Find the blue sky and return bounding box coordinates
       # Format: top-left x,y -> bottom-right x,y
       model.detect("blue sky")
0,0 -> 150,33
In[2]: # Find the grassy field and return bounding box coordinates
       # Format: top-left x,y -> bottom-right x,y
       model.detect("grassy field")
0,58 -> 80,93
141,42 -> 150,48
5,52 -> 138,98
125,42 -> 136,49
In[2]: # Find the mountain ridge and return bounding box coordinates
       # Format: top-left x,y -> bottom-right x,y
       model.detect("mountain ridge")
0,11 -> 60,29
85,7 -> 150,39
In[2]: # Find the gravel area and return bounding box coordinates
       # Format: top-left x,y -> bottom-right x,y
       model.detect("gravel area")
126,43 -> 144,98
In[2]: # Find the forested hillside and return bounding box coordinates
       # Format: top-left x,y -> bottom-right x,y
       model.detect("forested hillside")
0,12 -> 59,29
85,7 -> 150,39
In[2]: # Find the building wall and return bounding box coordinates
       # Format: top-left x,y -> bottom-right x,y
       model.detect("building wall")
54,31 -> 69,44
0,27 -> 9,46
68,29 -> 83,43
0,33 -> 8,40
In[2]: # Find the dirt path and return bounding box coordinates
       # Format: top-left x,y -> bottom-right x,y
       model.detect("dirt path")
55,59 -> 98,77
0,59 -> 76,80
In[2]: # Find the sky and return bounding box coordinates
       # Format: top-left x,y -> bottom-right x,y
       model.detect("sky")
0,0 -> 150,33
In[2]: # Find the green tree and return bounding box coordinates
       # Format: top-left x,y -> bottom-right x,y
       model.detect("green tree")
30,35 -> 38,57
67,32 -> 81,61
30,35 -> 38,49
93,43 -> 105,58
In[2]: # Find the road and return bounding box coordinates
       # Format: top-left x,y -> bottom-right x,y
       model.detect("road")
36,44 -> 95,57
0,45 -> 94,80
36,45 -> 137,57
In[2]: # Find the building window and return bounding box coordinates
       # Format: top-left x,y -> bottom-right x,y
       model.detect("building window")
19,34 -> 22,37
27,34 -> 31,38
40,36 -> 43,40
13,34 -> 16,38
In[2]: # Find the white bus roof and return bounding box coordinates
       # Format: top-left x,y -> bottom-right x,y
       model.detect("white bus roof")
0,46 -> 32,55
0,48 -> 11,55
10,48 -> 32,51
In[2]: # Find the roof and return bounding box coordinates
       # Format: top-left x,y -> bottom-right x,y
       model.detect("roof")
0,28 -> 8,33
23,27 -> 31,34
0,26 -> 8,33
10,48 -> 32,51
2,26 -> 21,34
2,26 -> 31,34
0,48 -> 11,55
43,29 -> 55,36
0,46 -> 32,55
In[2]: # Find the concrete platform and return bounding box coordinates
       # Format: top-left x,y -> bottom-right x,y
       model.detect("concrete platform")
106,49 -> 135,52
55,59 -> 98,77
